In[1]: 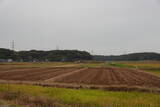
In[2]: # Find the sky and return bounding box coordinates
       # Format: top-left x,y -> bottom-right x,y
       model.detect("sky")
0,0 -> 160,55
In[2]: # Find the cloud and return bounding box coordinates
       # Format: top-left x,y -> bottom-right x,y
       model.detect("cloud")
0,0 -> 160,55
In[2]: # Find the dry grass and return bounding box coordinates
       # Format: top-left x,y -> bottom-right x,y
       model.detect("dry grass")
0,91 -> 66,107
0,84 -> 160,107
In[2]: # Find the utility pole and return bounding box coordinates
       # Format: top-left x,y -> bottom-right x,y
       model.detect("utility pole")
11,40 -> 14,51
91,50 -> 94,55
11,40 -> 15,62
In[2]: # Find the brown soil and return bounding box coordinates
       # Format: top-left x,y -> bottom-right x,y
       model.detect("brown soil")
0,67 -> 160,91
0,67 -> 80,81
54,67 -> 160,89
44,68 -> 87,82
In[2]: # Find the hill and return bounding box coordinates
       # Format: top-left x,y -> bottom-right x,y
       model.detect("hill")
0,48 -> 92,62
1,48 -> 160,61
93,52 -> 160,61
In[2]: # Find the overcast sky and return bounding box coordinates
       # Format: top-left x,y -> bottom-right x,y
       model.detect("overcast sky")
0,0 -> 160,55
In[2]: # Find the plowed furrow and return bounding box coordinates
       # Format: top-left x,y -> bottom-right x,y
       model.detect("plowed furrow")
90,69 -> 103,84
32,68 -> 79,81
0,67 -> 24,72
8,68 -> 60,81
45,68 -> 87,82
120,70 -> 143,85
114,70 -> 128,84
0,68 -> 47,80
109,70 -> 118,84
0,67 -> 160,89
0,68 -> 39,75
128,70 -> 160,88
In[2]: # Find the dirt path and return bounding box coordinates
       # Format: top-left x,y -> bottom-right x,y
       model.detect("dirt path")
54,64 -> 79,67
44,68 -> 87,82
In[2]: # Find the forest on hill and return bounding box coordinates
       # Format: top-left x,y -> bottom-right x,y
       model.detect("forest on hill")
93,53 -> 160,61
0,48 -> 92,62
1,48 -> 160,62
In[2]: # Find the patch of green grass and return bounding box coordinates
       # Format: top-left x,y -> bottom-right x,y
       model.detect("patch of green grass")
139,69 -> 160,76
80,63 -> 105,68
118,61 -> 160,76
105,61 -> 160,76
106,62 -> 135,68
0,84 -> 160,107
0,62 -> 77,68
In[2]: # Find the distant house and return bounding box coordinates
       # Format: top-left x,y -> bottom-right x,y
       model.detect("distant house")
7,59 -> 13,62
0,59 -> 7,62
74,60 -> 84,63
0,59 -> 13,62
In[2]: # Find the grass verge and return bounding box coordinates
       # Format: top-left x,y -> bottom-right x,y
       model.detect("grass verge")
0,84 -> 160,107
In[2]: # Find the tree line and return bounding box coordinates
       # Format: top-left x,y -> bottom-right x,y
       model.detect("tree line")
0,48 -> 92,62
1,48 -> 160,62
93,52 -> 160,61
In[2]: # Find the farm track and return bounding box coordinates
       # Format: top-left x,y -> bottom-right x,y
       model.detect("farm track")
0,67 -> 160,92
